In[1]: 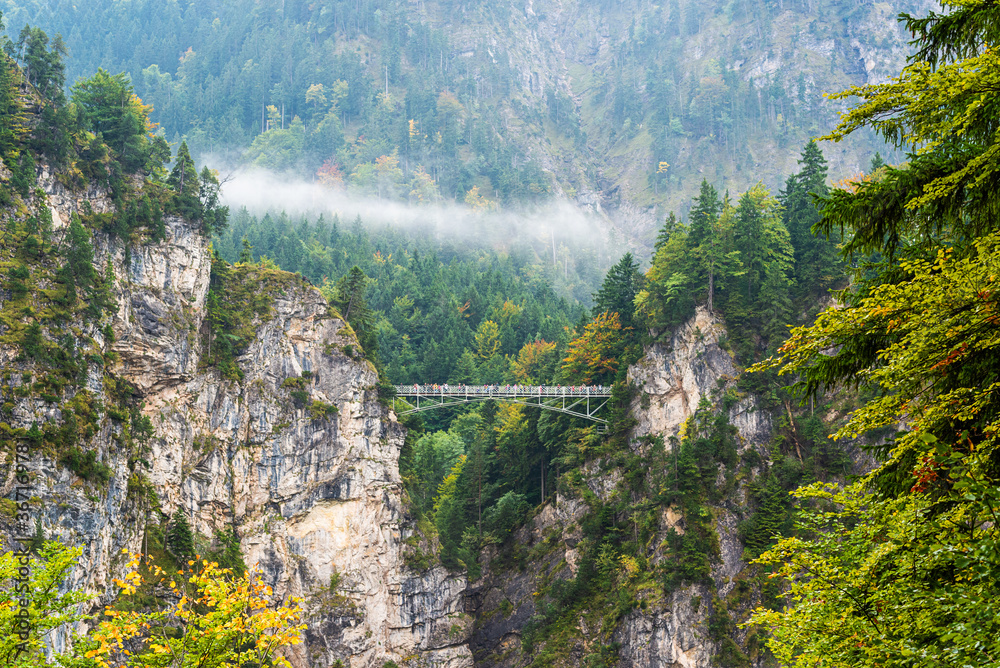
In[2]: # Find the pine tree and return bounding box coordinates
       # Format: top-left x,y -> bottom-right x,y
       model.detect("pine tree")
654,212 -> 680,252
734,188 -> 767,301
869,151 -> 885,172
238,237 -> 254,263
780,141 -> 839,303
167,141 -> 203,223
593,253 -> 643,332
333,266 -> 377,357
687,179 -> 722,249
66,215 -> 96,292
168,141 -> 199,197
166,507 -> 194,560
450,349 -> 479,384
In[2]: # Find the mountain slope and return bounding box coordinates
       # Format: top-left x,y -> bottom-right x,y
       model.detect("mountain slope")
1,0 -> 931,246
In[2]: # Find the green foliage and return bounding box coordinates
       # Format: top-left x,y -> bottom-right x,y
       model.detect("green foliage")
12,26 -> 66,102
748,1 -> 1000,664
481,490 -> 530,541
214,210 -> 593,387
780,140 -> 842,308
751,479 -> 1000,667
592,253 -> 643,333
639,155 -> 834,369
738,473 -> 790,558
207,528 -> 246,576
204,252 -> 292,381
71,68 -> 156,174
308,400 -> 339,420
59,446 -> 112,485
0,541 -> 93,666
327,265 -> 377,359
166,507 -> 195,562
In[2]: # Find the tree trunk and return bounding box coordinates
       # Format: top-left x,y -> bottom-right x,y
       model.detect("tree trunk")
707,264 -> 715,313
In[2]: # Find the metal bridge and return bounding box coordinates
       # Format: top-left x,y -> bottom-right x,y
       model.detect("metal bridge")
392,384 -> 612,425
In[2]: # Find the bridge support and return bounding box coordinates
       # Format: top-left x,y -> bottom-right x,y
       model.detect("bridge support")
392,385 -> 612,426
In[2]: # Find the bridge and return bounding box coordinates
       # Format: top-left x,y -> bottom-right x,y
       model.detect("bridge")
392,384 -> 612,425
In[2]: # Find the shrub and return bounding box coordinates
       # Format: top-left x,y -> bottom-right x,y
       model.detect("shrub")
60,447 -> 112,485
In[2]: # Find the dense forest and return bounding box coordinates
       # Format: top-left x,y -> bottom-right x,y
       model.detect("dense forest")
1,0 -> 923,226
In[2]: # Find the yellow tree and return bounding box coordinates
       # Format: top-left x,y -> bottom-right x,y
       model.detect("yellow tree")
83,553 -> 305,668
0,542 -> 92,666
408,166 -> 439,204
464,186 -> 495,211
474,320 -> 501,362
374,153 -> 403,198
561,312 -> 624,384
511,340 -> 557,383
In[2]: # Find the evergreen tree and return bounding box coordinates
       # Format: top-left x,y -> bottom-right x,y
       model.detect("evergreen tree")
238,237 -> 254,264
66,215 -> 96,292
71,68 -> 150,172
199,166 -> 229,235
166,507 -> 195,560
332,266 -> 377,357
753,3 -> 1000,661
781,141 -> 840,304
450,349 -> 479,384
168,141 -> 200,197
654,212 -> 680,252
687,179 -> 722,249
593,252 -> 643,332
869,151 -> 885,172
14,26 -> 66,102
734,187 -> 767,301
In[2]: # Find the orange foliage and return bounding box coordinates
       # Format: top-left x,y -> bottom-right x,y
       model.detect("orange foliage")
512,340 -> 557,383
317,160 -> 344,189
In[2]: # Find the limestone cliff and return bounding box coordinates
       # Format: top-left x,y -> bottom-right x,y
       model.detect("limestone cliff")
466,307 -> 777,667
0,171 -> 472,668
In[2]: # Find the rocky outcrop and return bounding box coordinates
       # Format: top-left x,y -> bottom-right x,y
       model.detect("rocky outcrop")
468,307 -> 774,667
2,175 -> 472,668
630,306 -> 773,451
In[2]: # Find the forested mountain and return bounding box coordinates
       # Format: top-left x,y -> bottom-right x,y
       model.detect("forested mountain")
1,0 -> 930,244
4,0 -> 1000,666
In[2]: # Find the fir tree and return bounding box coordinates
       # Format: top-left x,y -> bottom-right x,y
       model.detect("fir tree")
687,179 -> 722,249
593,253 -> 643,332
166,507 -> 195,560
238,237 -> 254,263
780,141 -> 840,304
167,141 -> 202,221
654,212 -> 680,252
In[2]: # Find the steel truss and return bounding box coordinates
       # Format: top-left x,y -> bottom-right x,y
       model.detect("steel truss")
392,386 -> 611,425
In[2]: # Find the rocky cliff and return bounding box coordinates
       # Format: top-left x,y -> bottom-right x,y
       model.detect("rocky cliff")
466,307 -> 777,667
0,170 -> 472,668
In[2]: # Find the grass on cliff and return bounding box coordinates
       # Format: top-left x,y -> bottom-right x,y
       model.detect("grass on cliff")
202,251 -> 311,381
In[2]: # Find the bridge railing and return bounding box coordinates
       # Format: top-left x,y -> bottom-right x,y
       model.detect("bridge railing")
393,384 -> 612,397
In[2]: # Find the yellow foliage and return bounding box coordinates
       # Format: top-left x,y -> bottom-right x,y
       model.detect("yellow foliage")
474,319 -> 502,360
561,312 -> 624,384
464,185 -> 496,211
90,556 -> 305,668
512,340 -> 556,383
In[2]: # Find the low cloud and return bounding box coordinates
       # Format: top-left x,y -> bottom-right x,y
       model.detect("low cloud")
216,166 -> 617,254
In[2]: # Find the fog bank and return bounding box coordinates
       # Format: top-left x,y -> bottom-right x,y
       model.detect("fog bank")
217,167 -> 615,252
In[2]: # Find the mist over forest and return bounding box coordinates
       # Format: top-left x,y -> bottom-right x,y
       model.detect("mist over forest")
1,1 -> 998,668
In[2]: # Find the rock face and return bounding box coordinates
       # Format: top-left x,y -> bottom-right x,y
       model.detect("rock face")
2,174 -> 472,668
468,307 -> 773,667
